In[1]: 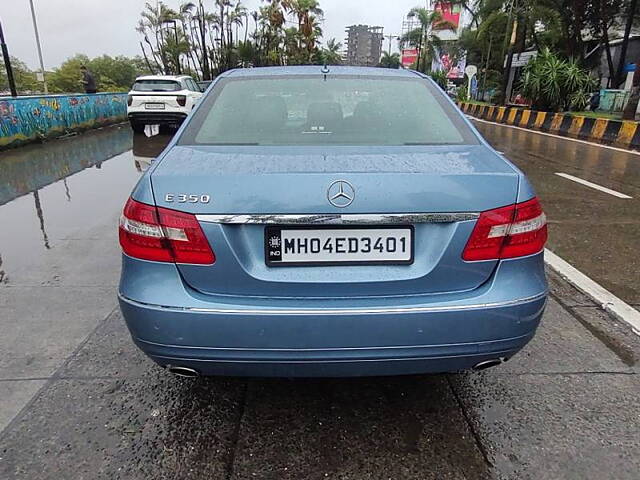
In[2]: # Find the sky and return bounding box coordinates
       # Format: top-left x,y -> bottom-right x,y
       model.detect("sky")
2,0 -> 427,70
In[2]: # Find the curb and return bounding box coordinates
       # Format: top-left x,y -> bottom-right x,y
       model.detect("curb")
457,101 -> 640,151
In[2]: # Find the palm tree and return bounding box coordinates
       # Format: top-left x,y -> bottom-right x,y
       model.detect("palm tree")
178,2 -> 202,78
138,2 -> 175,73
291,0 -> 323,63
134,0 -> 331,74
401,6 -> 456,72
379,52 -> 400,69
319,38 -> 342,65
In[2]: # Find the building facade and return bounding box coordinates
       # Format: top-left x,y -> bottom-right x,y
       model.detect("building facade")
344,25 -> 384,66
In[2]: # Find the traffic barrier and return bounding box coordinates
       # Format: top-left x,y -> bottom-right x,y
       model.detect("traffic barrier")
0,93 -> 127,149
496,107 -> 507,122
533,111 -> 546,129
458,101 -> 640,151
601,119 -> 622,145
568,116 -> 584,138
616,121 -> 638,147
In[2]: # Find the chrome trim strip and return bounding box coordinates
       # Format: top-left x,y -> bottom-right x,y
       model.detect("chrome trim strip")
195,212 -> 480,225
149,350 -> 518,364
118,291 -> 547,316
136,332 -> 533,352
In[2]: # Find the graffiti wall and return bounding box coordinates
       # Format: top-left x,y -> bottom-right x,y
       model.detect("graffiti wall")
0,93 -> 127,149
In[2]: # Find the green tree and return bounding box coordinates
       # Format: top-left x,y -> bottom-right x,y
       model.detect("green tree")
379,52 -> 400,69
428,69 -> 448,89
318,38 -> 342,65
47,54 -> 90,93
47,54 -> 150,93
0,56 -> 39,94
585,0 -> 625,87
90,55 -> 149,91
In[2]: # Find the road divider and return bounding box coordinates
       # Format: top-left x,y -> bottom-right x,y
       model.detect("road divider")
458,101 -> 640,151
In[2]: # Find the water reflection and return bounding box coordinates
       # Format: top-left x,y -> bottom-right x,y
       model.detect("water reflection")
0,126 -> 132,207
0,126 -> 175,285
32,191 -> 50,250
132,132 -> 173,172
63,178 -> 71,202
0,253 -> 5,284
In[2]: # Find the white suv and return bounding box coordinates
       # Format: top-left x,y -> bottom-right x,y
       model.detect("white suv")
127,75 -> 204,133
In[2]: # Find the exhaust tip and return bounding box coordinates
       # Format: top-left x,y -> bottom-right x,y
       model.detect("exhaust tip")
167,366 -> 200,378
472,358 -> 503,371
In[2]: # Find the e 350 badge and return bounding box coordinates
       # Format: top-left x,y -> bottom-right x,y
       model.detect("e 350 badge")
165,193 -> 211,204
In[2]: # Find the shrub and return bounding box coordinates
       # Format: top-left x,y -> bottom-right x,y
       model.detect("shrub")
428,70 -> 448,90
519,48 -> 597,112
456,85 -> 468,102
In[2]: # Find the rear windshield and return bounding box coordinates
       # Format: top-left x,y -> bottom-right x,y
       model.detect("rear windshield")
179,75 -> 477,146
132,79 -> 181,92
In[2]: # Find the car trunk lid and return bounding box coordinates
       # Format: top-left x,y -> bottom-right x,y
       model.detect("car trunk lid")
149,144 -> 519,298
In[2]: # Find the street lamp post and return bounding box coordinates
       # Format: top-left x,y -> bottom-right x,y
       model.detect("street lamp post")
28,0 -> 48,94
0,17 -> 17,97
384,34 -> 398,56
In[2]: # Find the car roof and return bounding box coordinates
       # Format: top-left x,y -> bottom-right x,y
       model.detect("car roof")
221,65 -> 419,78
135,75 -> 190,81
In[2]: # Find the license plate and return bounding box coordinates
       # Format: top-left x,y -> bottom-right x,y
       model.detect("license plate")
145,103 -> 165,110
265,226 -> 414,266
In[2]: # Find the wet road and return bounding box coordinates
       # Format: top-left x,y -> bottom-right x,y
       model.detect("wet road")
0,125 -> 639,479
474,120 -> 640,306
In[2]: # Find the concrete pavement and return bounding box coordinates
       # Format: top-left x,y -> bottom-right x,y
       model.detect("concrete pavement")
0,125 -> 639,479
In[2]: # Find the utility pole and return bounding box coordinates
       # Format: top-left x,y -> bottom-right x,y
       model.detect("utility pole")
416,26 -> 424,72
0,17 -> 17,97
500,0 -> 517,104
615,0 -> 638,88
28,0 -> 48,94
384,34 -> 398,55
481,35 -> 493,102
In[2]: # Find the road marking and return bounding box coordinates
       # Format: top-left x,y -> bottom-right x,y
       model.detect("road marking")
555,172 -> 632,199
468,116 -> 640,156
545,249 -> 640,336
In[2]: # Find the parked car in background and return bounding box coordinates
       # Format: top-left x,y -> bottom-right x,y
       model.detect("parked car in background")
118,66 -> 548,378
127,75 -> 203,133
197,80 -> 213,92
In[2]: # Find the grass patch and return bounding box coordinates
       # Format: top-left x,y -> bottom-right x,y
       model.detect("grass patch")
465,100 -> 492,106
566,110 -> 622,120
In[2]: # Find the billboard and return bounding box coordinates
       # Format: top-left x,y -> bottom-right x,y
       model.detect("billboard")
431,48 -> 467,79
401,48 -> 419,68
433,2 -> 461,31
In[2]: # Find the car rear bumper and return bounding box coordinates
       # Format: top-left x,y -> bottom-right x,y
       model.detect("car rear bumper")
118,252 -> 548,377
127,112 -> 187,124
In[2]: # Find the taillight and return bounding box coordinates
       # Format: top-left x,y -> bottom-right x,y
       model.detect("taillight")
462,197 -> 547,261
176,95 -> 187,106
119,198 -> 215,264
127,95 -> 133,106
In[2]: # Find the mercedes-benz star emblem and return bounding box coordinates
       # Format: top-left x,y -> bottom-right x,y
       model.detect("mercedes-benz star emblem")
327,180 -> 355,208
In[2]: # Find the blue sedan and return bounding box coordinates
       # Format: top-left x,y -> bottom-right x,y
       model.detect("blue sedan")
118,66 -> 548,377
